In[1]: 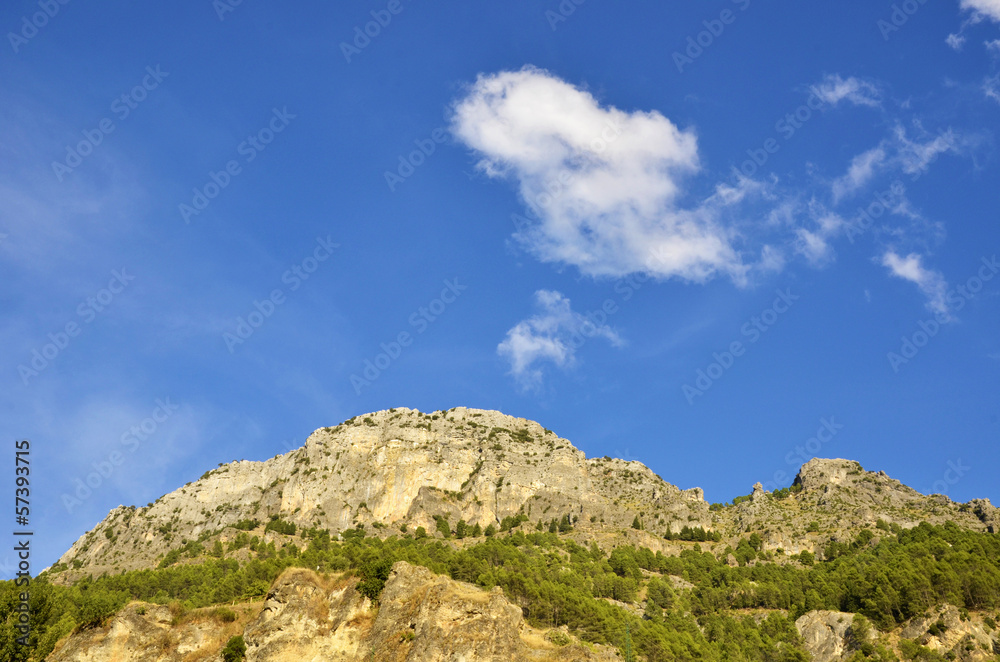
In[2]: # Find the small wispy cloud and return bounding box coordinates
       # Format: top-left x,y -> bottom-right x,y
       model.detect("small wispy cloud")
985,75 -> 1000,105
946,33 -> 967,50
826,126 -> 958,222
497,290 -> 622,390
832,147 -> 887,202
881,251 -> 950,318
893,125 -> 957,176
793,204 -> 847,266
810,74 -> 882,108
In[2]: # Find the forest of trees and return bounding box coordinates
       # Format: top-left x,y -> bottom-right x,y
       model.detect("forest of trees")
1,521 -> 999,661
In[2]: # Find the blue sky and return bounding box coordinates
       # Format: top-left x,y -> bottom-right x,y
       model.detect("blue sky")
2,0 -> 999,575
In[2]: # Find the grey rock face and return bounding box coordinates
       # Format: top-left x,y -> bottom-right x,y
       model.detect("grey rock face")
795,611 -> 857,662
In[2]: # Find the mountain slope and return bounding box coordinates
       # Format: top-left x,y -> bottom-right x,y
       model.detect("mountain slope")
52,407 -> 997,581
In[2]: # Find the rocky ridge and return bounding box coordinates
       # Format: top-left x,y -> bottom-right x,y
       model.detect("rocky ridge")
53,408 -> 998,580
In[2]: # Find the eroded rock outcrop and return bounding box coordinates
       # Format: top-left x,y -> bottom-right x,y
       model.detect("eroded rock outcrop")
48,602 -> 245,662
794,606 -> 1000,662
794,610 -> 861,662
49,562 -> 615,662
899,605 -> 997,662
729,458 -> 999,551
243,567 -> 370,660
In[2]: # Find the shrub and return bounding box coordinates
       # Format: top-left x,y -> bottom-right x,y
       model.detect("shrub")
221,635 -> 246,662
214,607 -> 237,622
357,557 -> 394,603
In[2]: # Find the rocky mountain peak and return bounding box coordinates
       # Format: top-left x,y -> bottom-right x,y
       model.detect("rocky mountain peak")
53,406 -> 713,578
792,458 -> 868,491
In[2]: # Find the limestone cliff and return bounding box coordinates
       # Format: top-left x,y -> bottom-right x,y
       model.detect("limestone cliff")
54,407 -> 709,578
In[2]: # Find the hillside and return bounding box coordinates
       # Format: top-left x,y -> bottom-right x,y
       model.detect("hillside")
4,406 -> 1000,662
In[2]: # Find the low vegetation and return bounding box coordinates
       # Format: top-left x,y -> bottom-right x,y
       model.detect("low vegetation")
2,521 -> 999,660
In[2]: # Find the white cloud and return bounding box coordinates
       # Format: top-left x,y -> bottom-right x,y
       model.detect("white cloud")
810,74 -> 882,108
946,33 -> 967,50
892,125 -> 957,176
832,147 -> 887,202
794,229 -> 831,265
497,290 -> 622,390
985,75 -> 1000,104
451,66 -> 750,284
986,39 -> 1000,53
961,0 -> 1000,22
793,203 -> 846,266
758,245 -> 786,273
881,251 -> 950,317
